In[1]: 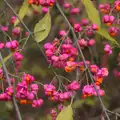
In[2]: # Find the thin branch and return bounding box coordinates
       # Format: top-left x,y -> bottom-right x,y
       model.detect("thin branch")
4,0 -> 47,59
3,0 -> 68,83
3,0 -> 113,119
106,109 -> 120,117
0,53 -> 22,120
56,1 -> 110,120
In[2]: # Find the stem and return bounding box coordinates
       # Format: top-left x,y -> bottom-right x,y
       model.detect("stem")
3,0 -> 64,82
0,53 -> 22,120
4,0 -> 47,60
3,0 -> 111,119
106,109 -> 120,117
56,1 -> 110,120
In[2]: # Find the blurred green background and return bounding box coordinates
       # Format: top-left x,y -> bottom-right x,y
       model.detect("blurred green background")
0,0 -> 120,120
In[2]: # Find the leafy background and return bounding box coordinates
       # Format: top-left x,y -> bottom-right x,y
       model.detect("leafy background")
0,0 -> 120,120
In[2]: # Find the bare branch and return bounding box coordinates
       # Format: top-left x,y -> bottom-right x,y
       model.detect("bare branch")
56,1 -> 110,120
0,52 -> 22,120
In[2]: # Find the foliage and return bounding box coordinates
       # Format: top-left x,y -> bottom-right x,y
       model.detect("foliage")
0,0 -> 120,120
56,105 -> 73,120
14,0 -> 29,26
34,11 -> 51,42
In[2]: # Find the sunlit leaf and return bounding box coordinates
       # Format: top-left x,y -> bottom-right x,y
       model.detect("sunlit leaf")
0,53 -> 13,68
31,4 -> 41,13
14,0 -> 29,26
82,0 -> 101,27
34,11 -> 51,42
97,29 -> 119,46
56,105 -> 73,120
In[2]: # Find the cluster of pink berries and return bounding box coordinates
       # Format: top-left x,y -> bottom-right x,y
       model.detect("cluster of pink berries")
5,40 -> 19,50
44,80 -> 80,102
28,0 -> 56,6
16,73 -> 43,108
63,2 -> 80,15
0,86 -> 13,101
0,25 -> 21,37
43,64 -> 108,100
78,62 -> 109,87
44,37 -> 78,71
82,84 -> 105,98
0,40 -> 23,71
99,0 -> 120,36
28,0 -> 56,13
78,38 -> 95,49
13,51 -> 24,70
90,65 -> 109,85
0,16 -> 27,38
0,72 -> 43,108
44,27 -> 111,73
70,14 -> 99,36
0,0 -> 116,116
0,65 -> 108,105
104,44 -> 112,55
74,23 -> 99,34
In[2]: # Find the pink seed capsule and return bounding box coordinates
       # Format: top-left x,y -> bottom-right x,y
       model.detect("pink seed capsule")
12,27 -> 21,36
74,24 -> 82,32
10,16 -> 16,24
42,7 -> 49,13
0,43 -> 4,50
63,3 -> 71,9
59,30 -> 67,37
1,26 -> 8,32
81,18 -> 89,26
87,39 -> 95,46
70,8 -> 80,15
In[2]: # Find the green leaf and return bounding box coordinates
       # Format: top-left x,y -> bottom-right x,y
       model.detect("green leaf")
0,53 -> 13,68
56,105 -> 73,120
98,0 -> 114,3
31,4 -> 42,13
97,29 -> 119,46
14,0 -> 29,26
98,0 -> 106,3
82,0 -> 101,27
85,98 -> 96,106
109,0 -> 114,3
72,100 -> 84,108
34,11 -> 51,43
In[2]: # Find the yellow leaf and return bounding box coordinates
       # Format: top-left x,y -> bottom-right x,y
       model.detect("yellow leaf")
31,4 -> 41,13
82,0 -> 101,27
56,105 -> 73,120
34,11 -> 51,43
97,29 -> 119,46
0,53 -> 13,68
14,0 -> 29,26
